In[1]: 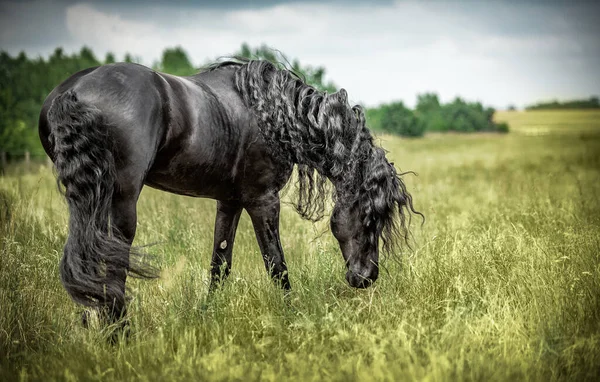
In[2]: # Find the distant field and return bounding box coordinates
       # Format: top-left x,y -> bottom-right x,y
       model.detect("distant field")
495,109 -> 600,136
1,111 -> 599,381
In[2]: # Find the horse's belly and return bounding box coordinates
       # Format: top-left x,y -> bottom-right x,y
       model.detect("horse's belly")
144,163 -> 238,200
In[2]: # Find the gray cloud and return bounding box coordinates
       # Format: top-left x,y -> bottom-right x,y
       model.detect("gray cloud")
0,0 -> 74,55
1,0 -> 598,108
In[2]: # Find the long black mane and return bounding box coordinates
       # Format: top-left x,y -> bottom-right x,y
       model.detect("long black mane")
210,59 -> 421,253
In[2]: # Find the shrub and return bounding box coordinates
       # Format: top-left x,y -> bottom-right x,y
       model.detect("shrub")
495,122 -> 510,133
366,95 -> 509,137
379,102 -> 426,137
416,96 -> 508,134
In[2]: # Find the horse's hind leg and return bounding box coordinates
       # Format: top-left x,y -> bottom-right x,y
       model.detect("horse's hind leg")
209,201 -> 242,291
80,172 -> 143,330
102,165 -> 146,326
107,194 -> 138,322
246,195 -> 291,290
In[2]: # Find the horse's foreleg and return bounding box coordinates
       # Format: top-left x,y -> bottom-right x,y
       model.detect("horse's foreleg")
209,201 -> 242,291
247,196 -> 291,290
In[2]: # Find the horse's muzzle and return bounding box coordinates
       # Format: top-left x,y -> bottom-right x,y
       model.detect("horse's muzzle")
345,268 -> 378,289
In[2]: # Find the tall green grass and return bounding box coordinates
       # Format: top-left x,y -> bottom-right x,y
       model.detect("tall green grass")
1,111 -> 599,380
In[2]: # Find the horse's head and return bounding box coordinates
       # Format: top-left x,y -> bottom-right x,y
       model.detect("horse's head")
237,68 -> 421,287
330,199 -> 379,288
330,144 -> 418,288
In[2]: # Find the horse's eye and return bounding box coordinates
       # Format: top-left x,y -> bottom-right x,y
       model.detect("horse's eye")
330,215 -> 338,229
331,209 -> 340,221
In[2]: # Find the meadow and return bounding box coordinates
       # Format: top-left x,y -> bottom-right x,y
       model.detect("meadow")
1,110 -> 599,381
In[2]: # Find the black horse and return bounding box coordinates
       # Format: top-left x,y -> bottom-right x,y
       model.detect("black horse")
39,59 -> 418,324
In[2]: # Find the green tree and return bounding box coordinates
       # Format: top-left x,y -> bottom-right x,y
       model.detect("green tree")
79,46 -> 100,68
366,93 -> 509,137
156,46 -> 196,76
105,52 -> 116,64
0,46 -> 140,156
415,93 -> 446,131
379,101 -> 425,137
437,97 -> 506,133
365,107 -> 385,133
0,120 -> 38,154
415,93 -> 441,114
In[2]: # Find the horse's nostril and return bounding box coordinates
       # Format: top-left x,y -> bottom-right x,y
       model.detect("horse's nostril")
346,270 -> 375,289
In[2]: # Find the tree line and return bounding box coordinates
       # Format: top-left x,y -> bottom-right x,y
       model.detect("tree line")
2,43 -> 518,157
0,47 -> 134,156
525,97 -> 599,110
366,94 -> 509,137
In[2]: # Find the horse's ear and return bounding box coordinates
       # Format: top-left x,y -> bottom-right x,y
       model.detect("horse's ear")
337,88 -> 348,103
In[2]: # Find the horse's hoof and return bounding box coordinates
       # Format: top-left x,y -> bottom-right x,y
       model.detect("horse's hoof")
106,318 -> 131,344
81,310 -> 90,328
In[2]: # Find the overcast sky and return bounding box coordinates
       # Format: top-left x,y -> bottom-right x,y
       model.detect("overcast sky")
1,0 -> 599,108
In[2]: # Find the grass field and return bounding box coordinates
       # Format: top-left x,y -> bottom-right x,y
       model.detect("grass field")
1,110 -> 599,381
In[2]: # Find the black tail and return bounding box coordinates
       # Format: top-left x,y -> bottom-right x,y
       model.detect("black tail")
47,91 -> 154,310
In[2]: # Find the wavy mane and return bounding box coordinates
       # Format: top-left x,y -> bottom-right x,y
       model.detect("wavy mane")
214,59 -> 421,253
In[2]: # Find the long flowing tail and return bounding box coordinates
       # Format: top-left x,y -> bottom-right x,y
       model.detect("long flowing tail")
47,90 -> 153,310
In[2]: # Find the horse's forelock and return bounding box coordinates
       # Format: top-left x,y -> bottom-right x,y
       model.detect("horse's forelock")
357,146 -> 421,256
